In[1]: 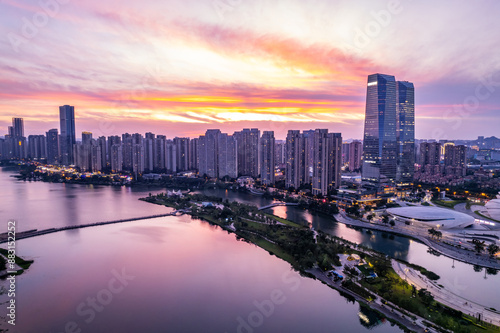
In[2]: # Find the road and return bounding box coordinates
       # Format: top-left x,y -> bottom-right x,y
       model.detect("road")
335,212 -> 500,270
307,268 -> 433,332
454,202 -> 500,228
393,261 -> 500,326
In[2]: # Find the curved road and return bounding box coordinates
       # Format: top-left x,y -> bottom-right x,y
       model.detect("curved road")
393,261 -> 500,326
454,203 -> 500,228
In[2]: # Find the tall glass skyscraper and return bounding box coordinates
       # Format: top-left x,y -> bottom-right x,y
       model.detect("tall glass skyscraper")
59,105 -> 76,165
362,74 -> 397,184
396,81 -> 415,183
362,74 -> 415,185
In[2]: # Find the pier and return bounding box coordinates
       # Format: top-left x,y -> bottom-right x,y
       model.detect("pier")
0,211 -> 185,243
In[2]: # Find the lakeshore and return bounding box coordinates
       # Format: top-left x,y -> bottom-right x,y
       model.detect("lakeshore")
143,192 -> 500,333
335,212 -> 500,270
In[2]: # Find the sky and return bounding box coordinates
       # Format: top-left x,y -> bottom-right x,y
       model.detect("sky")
1,0 -> 499,140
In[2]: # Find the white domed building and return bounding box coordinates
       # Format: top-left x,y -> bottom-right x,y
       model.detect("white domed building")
386,206 -> 475,230
484,198 -> 500,221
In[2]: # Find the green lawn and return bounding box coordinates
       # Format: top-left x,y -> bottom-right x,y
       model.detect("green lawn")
262,212 -> 305,228
432,200 -> 466,208
361,268 -> 500,333
246,234 -> 298,266
474,211 -> 500,223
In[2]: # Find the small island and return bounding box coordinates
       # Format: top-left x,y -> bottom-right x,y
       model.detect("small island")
0,248 -> 34,278
142,192 -> 500,333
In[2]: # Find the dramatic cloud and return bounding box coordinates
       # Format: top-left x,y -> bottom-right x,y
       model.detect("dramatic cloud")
1,0 -> 499,139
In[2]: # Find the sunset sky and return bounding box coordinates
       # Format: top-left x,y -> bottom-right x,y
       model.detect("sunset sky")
1,0 -> 499,140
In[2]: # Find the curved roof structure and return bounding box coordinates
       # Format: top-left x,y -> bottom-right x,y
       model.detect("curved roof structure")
485,199 -> 500,221
386,206 -> 475,229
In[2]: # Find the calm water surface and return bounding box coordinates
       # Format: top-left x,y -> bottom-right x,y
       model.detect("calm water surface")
202,188 -> 500,309
0,168 -> 401,332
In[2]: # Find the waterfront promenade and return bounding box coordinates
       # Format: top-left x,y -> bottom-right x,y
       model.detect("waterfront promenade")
307,267 -> 441,333
393,261 -> 500,326
335,212 -> 500,270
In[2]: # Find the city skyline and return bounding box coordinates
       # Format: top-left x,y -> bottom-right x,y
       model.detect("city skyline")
1,1 -> 500,140
2,2 -> 500,333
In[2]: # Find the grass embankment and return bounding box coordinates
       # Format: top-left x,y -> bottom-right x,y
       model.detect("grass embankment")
432,200 -> 466,208
143,192 -> 500,332
359,265 -> 499,333
474,211 -> 500,223
396,259 -> 440,280
261,212 -> 305,228
466,201 -> 485,210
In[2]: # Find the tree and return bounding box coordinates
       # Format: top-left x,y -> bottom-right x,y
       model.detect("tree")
346,204 -> 360,217
428,228 -> 437,239
487,243 -> 499,257
367,214 -> 374,222
472,239 -> 486,254
389,220 -> 395,227
418,288 -> 434,305
382,215 -> 389,224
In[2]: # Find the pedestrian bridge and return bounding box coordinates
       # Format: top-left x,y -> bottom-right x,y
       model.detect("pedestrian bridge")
258,202 -> 299,210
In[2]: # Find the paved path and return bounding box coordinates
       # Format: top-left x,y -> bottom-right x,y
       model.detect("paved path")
393,261 -> 500,326
307,268 -> 448,332
335,212 -> 500,270
454,203 -> 499,227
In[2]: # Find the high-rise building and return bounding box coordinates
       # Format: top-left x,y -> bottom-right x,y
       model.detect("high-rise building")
234,128 -> 260,178
349,141 -> 362,172
12,118 -> 24,138
82,131 -> 92,145
46,129 -> 60,164
144,132 -> 155,172
110,144 -> 123,172
362,74 -> 415,184
154,135 -> 166,171
27,135 -> 46,160
59,105 -> 76,165
121,133 -> 133,171
419,142 -> 441,174
285,130 -> 305,189
274,140 -> 286,166
174,137 -> 190,172
132,143 -> 145,178
218,133 -> 238,179
342,142 -> 350,168
165,139 -> 177,173
362,74 -> 397,184
302,130 -> 315,184
73,142 -> 90,171
189,138 -> 198,170
312,130 -> 342,196
396,81 -> 415,183
0,138 -> 4,159
97,136 -> 107,169
444,145 -> 467,176
198,130 -> 220,178
90,142 -> 102,172
260,131 -> 275,185
10,118 -> 26,159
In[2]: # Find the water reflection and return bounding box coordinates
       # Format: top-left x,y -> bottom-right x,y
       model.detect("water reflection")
1,169 -> 499,311
358,305 -> 386,329
198,188 -> 500,309
7,218 -> 402,333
